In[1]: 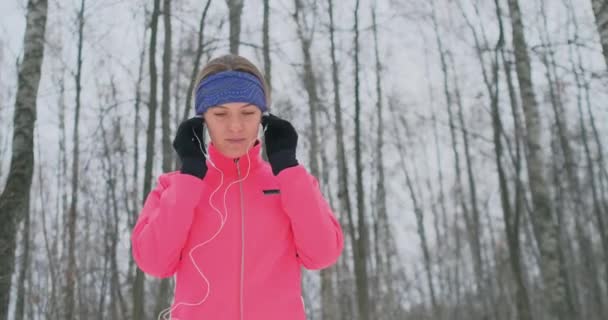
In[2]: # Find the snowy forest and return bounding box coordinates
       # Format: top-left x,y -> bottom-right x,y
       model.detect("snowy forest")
1,0 -> 608,319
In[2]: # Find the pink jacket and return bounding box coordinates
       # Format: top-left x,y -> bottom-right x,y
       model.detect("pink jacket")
131,141 -> 344,320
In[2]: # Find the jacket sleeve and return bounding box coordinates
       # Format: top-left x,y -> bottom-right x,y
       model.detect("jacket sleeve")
276,165 -> 344,270
131,172 -> 205,278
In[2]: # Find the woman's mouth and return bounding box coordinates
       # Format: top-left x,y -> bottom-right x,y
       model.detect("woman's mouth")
226,138 -> 246,144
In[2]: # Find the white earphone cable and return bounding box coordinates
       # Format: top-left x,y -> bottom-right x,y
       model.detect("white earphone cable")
157,127 -> 256,320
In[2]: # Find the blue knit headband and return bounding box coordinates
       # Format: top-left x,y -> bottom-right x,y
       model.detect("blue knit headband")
194,70 -> 267,115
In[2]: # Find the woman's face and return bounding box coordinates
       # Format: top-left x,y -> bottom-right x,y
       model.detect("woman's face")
203,102 -> 262,158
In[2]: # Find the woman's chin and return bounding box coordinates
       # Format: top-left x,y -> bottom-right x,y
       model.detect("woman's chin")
218,145 -> 248,159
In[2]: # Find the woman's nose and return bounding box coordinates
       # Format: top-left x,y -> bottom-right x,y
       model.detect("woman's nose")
227,117 -> 244,132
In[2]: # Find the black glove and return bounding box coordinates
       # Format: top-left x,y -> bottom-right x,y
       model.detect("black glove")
173,117 -> 208,179
262,113 -> 299,175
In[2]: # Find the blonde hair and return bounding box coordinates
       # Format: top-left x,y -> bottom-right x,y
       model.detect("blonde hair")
193,54 -> 271,108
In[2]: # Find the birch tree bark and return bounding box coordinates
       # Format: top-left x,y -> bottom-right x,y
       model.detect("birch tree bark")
565,0 -> 608,308
591,0 -> 608,69
0,0 -> 48,316
14,192 -> 31,320
506,0 -> 573,318
493,1 -> 533,319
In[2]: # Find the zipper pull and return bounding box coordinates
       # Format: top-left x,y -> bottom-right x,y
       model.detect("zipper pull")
235,158 -> 241,177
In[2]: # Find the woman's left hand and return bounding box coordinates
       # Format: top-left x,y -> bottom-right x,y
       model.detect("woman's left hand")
262,113 -> 299,175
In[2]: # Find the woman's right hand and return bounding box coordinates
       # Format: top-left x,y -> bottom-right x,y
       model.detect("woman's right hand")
173,117 -> 208,179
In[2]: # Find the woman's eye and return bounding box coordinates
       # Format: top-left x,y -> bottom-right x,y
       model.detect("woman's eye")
214,113 -> 227,117
243,112 -> 256,116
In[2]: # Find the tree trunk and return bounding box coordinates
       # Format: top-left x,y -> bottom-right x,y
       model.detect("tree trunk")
566,0 -> 608,310
293,1 -> 330,318
389,99 -> 439,319
14,198 -> 31,320
293,0 -> 320,183
423,41 -> 450,318
0,0 -> 47,317
538,1 -> 599,315
49,74 -> 67,319
226,0 -> 244,54
591,0 -> 608,69
263,0 -> 272,93
99,113 -> 116,320
497,6 -> 534,320
431,0 -> 485,317
549,128 -> 580,319
127,18 -> 147,295
261,0 -> 271,162
182,0 -> 212,122
353,0 -> 370,319
328,0 -> 355,317
371,6 -> 398,317
64,1 -> 86,318
105,82 -> 128,319
160,0 -> 173,179
133,0 -> 161,318
494,5 -> 534,320
457,0 -> 535,317
506,0 -> 573,319
155,0 -> 174,314
450,52 -> 489,319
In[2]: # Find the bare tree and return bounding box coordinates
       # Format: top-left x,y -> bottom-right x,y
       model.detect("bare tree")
103,79 -> 128,319
64,0 -> 86,318
127,12 -> 148,294
263,0 -> 272,93
506,0 -> 574,318
564,0 -> 608,309
370,6 -> 401,318
421,33 -> 452,319
292,1 -> 333,318
327,0 -> 355,318
0,0 -> 48,317
353,0 -> 370,319
182,0 -> 212,122
491,1 -> 534,319
155,0 -> 174,314
293,0 -> 320,181
389,101 -> 439,319
226,0 -> 244,54
591,0 -> 608,69
133,0 -> 161,318
430,1 -> 489,317
51,73 -> 68,319
14,181 -> 32,320
537,0 -> 601,317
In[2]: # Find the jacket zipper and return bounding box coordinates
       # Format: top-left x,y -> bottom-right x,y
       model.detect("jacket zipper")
235,159 -> 245,320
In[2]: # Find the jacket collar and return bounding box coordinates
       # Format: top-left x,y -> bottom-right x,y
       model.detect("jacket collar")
206,139 -> 264,178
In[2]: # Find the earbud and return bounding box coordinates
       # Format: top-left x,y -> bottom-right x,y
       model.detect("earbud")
261,111 -> 270,134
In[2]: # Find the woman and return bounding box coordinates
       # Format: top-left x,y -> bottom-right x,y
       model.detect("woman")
131,54 -> 344,320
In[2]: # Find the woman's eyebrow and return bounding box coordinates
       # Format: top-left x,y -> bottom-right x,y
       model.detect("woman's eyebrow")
213,103 -> 254,109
